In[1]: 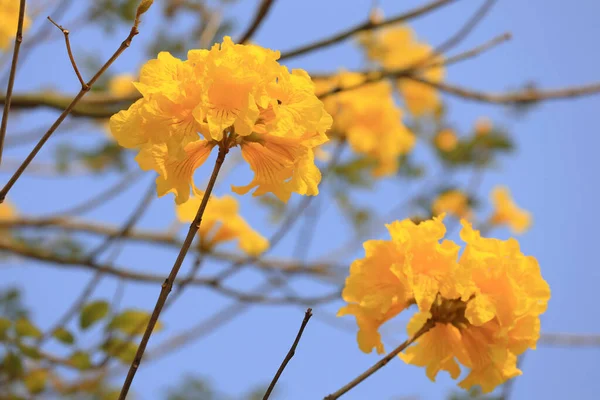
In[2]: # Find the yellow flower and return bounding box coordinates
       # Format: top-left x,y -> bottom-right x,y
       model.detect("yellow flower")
176,193 -> 268,255
434,128 -> 458,152
361,25 -> 445,117
108,74 -> 138,97
338,216 -> 463,354
432,190 -> 471,220
0,0 -> 30,51
110,37 -> 332,204
0,200 -> 16,221
316,72 -> 414,177
340,217 -> 550,393
489,186 -> 532,234
474,117 -> 492,136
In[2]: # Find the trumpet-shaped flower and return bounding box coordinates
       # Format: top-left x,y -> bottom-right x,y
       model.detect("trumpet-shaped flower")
361,25 -> 444,117
489,186 -> 532,234
0,0 -> 30,51
176,193 -> 268,256
315,72 -> 414,176
339,217 -> 549,393
110,37 -> 331,204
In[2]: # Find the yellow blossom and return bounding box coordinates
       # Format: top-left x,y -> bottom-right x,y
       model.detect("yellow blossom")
340,217 -> 550,393
434,128 -> 458,152
489,186 -> 532,234
176,193 -> 268,255
475,117 -> 493,136
361,25 -> 444,117
316,71 -> 414,177
0,0 -> 30,51
0,200 -> 16,221
432,190 -> 471,220
110,37 -> 332,204
108,74 -> 138,97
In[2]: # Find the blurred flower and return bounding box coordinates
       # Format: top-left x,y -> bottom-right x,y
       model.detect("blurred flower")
315,71 -> 414,177
490,186 -> 532,234
432,190 -> 471,220
474,117 -> 492,136
0,200 -> 16,221
434,128 -> 458,152
108,73 -> 138,97
0,0 -> 30,51
339,217 -> 549,393
110,37 -> 331,204
176,193 -> 268,256
361,25 -> 444,117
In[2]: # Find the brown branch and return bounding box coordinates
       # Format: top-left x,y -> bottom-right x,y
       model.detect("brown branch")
263,308 -> 313,400
47,16 -> 86,88
0,217 -> 337,276
410,76 -> 600,104
324,320 -> 434,400
0,4 -> 149,203
279,0 -> 458,60
538,333 -> 600,347
439,32 -> 511,69
117,144 -> 229,400
237,0 -> 276,44
0,0 -> 27,165
84,177 -> 155,260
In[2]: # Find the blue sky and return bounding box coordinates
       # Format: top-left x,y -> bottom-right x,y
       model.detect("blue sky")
3,0 -> 600,399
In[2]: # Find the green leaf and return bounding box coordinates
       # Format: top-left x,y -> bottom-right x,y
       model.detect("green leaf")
2,352 -> 23,378
0,317 -> 11,340
17,342 -> 42,360
69,351 -> 92,370
101,338 -> 138,364
15,318 -> 42,339
23,369 -> 48,394
52,327 -> 75,345
107,309 -> 163,335
80,301 -> 109,330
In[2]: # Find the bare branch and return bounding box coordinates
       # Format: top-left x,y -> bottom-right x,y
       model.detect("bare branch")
0,7 -> 148,203
263,308 -> 313,400
0,0 -> 27,165
279,0 -> 458,60
237,0 -> 276,44
47,16 -> 86,88
324,320 -> 434,400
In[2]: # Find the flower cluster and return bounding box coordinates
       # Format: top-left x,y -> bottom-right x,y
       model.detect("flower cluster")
432,190 -> 471,220
489,186 -> 532,234
110,37 -> 332,204
176,192 -> 268,256
315,72 -> 414,176
339,216 -> 550,393
360,25 -> 445,117
0,0 -> 30,51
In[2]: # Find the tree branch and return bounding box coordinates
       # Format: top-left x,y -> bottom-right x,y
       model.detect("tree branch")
47,16 -> 86,88
0,0 -> 27,165
237,0 -> 276,44
279,0 -> 458,60
263,308 -> 313,400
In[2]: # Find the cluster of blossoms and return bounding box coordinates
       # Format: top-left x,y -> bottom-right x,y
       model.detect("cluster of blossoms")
315,72 -> 414,176
110,36 -> 332,204
339,216 -> 549,393
0,0 -> 30,51
360,25 -> 445,117
432,186 -> 531,234
176,192 -> 268,256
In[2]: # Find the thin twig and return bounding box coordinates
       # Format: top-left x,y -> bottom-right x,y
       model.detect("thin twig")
279,0 -> 458,60
47,16 -> 86,88
0,0 -> 27,165
263,308 -> 313,400
0,9 -> 146,203
116,144 -> 229,400
324,320 -> 434,400
439,32 -> 511,69
237,0 -> 276,44
84,178 -> 155,260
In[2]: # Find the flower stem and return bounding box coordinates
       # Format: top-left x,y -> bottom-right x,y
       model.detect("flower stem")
117,145 -> 229,400
323,320 -> 434,400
